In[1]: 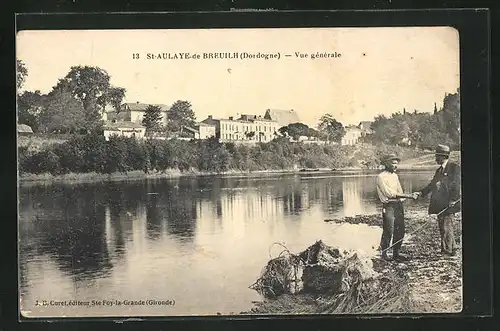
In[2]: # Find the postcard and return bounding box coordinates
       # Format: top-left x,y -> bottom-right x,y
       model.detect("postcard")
17,26 -> 462,317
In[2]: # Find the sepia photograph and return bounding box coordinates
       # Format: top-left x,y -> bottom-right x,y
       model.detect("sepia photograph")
17,26 -> 462,317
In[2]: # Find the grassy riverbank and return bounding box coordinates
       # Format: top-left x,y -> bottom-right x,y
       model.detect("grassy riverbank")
243,205 -> 462,315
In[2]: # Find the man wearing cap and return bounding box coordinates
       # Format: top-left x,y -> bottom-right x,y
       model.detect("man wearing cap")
415,145 -> 461,256
376,154 -> 419,261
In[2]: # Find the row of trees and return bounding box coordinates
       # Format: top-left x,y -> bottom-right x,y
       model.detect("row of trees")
18,59 -> 459,150
276,114 -> 346,143
19,135 -> 359,176
18,60 -> 200,136
18,59 -> 347,141
17,61 -> 126,134
141,101 -> 197,135
364,90 -> 461,149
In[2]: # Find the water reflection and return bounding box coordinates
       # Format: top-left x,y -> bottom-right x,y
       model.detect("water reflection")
18,172 -> 433,316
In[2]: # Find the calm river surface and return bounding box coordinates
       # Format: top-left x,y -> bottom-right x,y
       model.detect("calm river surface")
18,171 -> 433,317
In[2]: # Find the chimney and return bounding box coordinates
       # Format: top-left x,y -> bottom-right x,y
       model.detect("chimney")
208,115 -> 213,120
136,101 -> 140,104
229,116 -> 234,120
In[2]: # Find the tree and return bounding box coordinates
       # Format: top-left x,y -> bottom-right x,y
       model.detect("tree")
38,89 -> 86,134
142,105 -> 163,131
365,89 -> 460,149
318,114 -> 346,143
287,123 -> 310,141
17,90 -> 44,132
245,131 -> 256,140
278,123 -> 314,140
307,127 -> 321,139
103,86 -> 127,112
17,59 -> 28,91
278,126 -> 288,137
440,89 -> 460,147
367,113 -> 409,146
52,66 -> 126,129
166,100 -> 196,132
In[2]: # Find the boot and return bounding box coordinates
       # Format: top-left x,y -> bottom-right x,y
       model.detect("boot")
393,251 -> 409,262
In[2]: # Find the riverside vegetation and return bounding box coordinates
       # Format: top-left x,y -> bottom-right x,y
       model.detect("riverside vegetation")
18,135 -> 429,181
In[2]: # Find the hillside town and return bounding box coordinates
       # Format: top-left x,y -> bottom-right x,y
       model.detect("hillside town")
99,101 -> 372,146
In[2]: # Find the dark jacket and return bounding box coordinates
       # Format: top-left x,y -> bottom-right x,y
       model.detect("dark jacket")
420,161 -> 461,216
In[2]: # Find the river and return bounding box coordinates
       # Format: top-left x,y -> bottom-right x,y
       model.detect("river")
18,170 -> 434,317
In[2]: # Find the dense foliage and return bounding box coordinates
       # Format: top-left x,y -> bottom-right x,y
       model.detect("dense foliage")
18,133 -> 429,176
17,65 -> 126,134
142,105 -> 164,131
363,89 -> 460,150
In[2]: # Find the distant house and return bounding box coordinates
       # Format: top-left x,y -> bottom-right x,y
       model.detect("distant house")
105,102 -> 170,126
17,124 -> 33,136
103,121 -> 146,141
197,122 -> 216,139
359,121 -> 372,131
341,126 -> 363,146
358,121 -> 373,136
263,109 -> 300,128
181,126 -> 200,139
177,123 -> 216,140
200,114 -> 278,143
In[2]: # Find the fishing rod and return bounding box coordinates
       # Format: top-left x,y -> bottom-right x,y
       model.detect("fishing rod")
380,198 -> 461,256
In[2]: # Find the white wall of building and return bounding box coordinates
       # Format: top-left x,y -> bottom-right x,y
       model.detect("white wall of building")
104,127 -> 146,141
219,119 -> 278,142
341,128 -> 363,146
199,125 -> 216,139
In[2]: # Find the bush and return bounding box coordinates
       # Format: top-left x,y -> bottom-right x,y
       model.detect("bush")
126,138 -> 148,171
104,136 -> 129,174
22,149 -> 60,174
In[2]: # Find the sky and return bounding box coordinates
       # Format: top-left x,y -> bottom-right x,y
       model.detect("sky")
16,27 -> 459,127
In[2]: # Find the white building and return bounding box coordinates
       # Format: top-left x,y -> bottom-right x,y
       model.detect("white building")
341,126 -> 363,146
103,121 -> 146,141
202,114 -> 279,143
197,122 -> 216,139
179,123 -> 216,140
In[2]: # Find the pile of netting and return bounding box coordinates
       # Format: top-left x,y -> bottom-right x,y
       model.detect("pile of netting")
248,240 -> 413,314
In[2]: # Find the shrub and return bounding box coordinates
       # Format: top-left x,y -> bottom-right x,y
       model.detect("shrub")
22,149 -> 60,174
104,136 -> 129,174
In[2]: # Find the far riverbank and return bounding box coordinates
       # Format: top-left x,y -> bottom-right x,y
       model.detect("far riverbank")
17,165 -> 438,186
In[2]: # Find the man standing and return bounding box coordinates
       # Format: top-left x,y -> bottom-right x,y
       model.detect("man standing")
415,145 -> 461,256
376,154 -> 418,261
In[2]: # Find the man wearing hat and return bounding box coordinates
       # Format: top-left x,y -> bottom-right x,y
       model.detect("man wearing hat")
376,153 -> 419,261
415,144 -> 461,256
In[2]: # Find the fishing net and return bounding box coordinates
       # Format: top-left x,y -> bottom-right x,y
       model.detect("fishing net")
248,240 -> 413,314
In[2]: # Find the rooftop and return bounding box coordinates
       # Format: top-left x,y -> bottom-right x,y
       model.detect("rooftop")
17,124 -> 33,133
220,116 -> 276,123
107,102 -> 170,112
264,109 -> 300,126
197,122 -> 216,127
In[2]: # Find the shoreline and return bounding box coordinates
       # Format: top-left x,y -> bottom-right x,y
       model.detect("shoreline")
17,165 -> 438,186
243,207 -> 463,315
